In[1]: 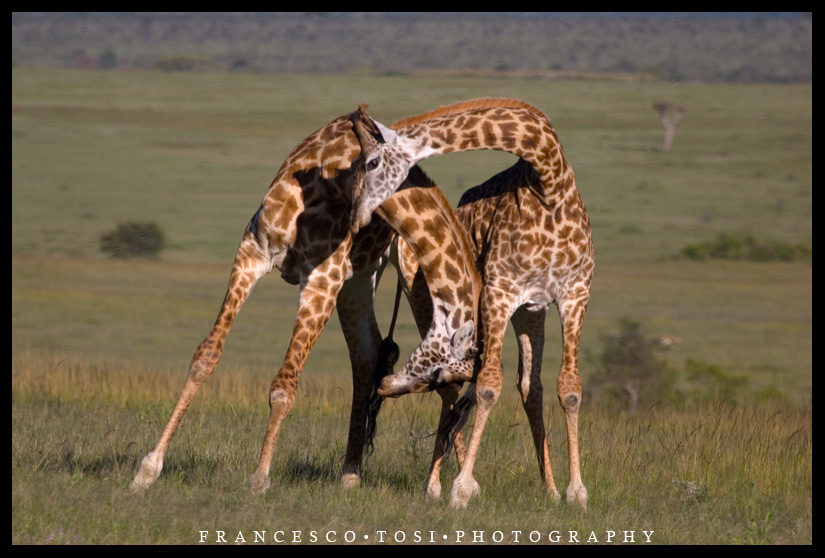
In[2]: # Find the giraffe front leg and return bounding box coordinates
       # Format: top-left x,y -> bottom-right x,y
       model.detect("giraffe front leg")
249,377 -> 295,496
448,290 -> 508,509
130,360 -> 210,491
132,330 -> 223,491
449,376 -> 500,509
249,273 -> 346,495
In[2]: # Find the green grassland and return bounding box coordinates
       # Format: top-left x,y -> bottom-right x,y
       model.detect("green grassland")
12,68 -> 811,544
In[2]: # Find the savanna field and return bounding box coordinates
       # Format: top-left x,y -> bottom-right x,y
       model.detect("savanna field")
12,68 -> 811,544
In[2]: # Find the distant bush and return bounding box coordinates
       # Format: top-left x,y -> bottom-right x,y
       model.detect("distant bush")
680,358 -> 749,402
590,318 -> 675,413
98,48 -> 117,70
99,221 -> 166,259
681,233 -> 811,262
587,319 -> 772,410
152,55 -> 219,72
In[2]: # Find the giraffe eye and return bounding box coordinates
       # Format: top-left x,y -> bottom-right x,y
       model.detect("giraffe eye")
366,158 -> 379,171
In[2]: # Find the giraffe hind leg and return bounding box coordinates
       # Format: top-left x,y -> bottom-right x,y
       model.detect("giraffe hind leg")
337,270 -> 385,488
511,306 -> 561,501
557,293 -> 589,508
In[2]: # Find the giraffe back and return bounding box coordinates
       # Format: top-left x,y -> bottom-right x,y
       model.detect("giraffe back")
456,158 -> 594,313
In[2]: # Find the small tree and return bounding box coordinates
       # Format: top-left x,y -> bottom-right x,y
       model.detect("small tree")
653,101 -> 686,152
98,48 -> 117,70
100,221 -> 167,259
591,318 -> 674,413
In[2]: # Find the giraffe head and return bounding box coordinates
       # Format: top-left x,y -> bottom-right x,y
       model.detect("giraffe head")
378,319 -> 478,397
349,105 -> 430,234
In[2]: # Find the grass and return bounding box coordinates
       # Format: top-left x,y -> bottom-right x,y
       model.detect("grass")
12,358 -> 812,544
12,68 -> 811,544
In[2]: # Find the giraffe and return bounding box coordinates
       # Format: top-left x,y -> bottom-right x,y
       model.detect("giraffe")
349,99 -> 594,509
130,109 -> 479,496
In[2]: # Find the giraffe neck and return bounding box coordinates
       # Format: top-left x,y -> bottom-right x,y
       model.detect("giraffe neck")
348,99 -> 578,233
374,167 -> 481,394
393,98 -> 575,208
377,167 -> 480,332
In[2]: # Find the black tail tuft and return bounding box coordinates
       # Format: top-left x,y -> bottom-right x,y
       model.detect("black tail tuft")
365,279 -> 403,457
364,336 -> 399,456
440,383 -> 477,462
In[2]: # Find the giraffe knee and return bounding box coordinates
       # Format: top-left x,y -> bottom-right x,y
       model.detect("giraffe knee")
188,360 -> 211,383
189,337 -> 224,383
476,386 -> 499,407
269,388 -> 293,409
560,393 -> 580,411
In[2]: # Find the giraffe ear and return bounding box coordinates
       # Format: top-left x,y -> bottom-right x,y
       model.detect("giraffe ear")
450,320 -> 477,360
372,119 -> 398,145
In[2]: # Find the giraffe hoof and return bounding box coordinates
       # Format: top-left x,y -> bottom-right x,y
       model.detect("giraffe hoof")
424,479 -> 441,500
341,473 -> 360,489
248,472 -> 270,495
566,483 -> 588,509
130,476 -> 152,492
130,452 -> 162,491
449,477 -> 480,509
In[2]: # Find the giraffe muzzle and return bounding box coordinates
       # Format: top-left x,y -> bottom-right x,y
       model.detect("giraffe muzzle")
349,202 -> 374,235
377,372 -> 430,398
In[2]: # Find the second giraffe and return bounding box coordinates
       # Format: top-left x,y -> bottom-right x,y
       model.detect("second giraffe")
350,99 -> 594,509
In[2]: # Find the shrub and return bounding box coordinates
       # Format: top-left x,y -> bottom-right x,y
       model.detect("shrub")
152,55 -> 219,72
680,233 -> 811,262
98,48 -> 117,70
99,221 -> 167,259
680,358 -> 748,402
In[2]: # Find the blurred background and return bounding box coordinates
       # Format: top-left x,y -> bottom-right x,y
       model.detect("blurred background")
11,12 -> 812,82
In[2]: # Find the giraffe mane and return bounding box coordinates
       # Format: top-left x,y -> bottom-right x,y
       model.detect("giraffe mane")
390,97 -> 549,129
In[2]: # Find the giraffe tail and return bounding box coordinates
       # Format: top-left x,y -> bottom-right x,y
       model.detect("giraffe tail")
440,382 -> 477,462
364,280 -> 402,456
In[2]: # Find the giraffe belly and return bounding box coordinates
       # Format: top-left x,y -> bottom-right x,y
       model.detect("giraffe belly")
524,298 -> 552,312
514,271 -> 556,312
